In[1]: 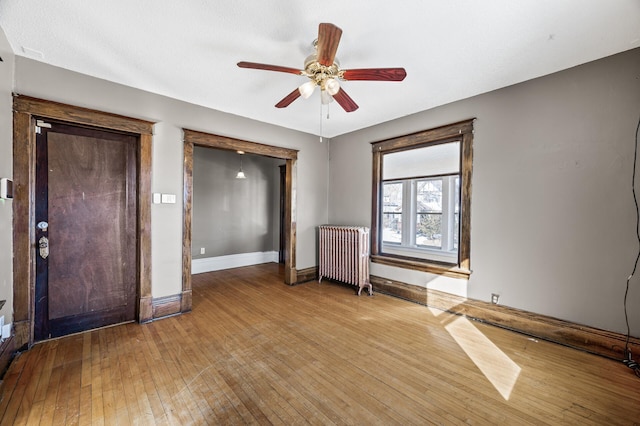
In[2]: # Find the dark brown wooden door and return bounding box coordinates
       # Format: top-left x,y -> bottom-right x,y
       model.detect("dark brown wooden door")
35,121 -> 138,341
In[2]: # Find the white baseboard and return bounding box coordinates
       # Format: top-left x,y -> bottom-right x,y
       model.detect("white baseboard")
192,251 -> 279,274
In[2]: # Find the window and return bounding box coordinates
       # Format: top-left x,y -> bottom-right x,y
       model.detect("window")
371,120 -> 474,278
382,182 -> 403,244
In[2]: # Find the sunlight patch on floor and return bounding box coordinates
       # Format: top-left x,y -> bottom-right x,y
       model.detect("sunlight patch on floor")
428,307 -> 445,317
445,316 -> 521,400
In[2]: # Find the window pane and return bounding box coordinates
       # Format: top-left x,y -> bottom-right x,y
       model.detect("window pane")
416,179 -> 442,213
416,179 -> 443,248
416,213 -> 442,248
383,182 -> 403,244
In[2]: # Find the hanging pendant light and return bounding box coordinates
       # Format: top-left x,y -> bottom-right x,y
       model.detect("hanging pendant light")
236,152 -> 247,179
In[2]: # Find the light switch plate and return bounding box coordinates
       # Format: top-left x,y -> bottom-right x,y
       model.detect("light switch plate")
152,193 -> 161,204
161,193 -> 177,204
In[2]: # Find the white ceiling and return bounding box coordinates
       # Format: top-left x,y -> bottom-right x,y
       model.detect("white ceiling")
1,1 -> 639,138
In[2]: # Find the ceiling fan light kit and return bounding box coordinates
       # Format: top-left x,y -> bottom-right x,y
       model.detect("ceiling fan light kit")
237,23 -> 406,113
298,80 -> 317,99
320,90 -> 334,105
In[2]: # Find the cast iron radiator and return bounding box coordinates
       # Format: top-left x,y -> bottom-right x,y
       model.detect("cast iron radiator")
318,225 -> 372,296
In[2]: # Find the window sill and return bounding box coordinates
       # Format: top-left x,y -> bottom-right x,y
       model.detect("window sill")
382,243 -> 458,263
370,254 -> 471,279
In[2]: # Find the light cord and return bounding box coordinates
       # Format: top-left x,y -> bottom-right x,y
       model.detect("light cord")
623,114 -> 640,378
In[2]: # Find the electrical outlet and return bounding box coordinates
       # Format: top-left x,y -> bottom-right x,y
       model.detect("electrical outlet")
1,324 -> 10,339
200,247 -> 205,255
491,293 -> 500,304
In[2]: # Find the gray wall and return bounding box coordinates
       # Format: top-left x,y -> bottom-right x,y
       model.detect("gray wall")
0,28 -> 14,319
4,33 -> 639,338
329,48 -> 640,335
13,57 -> 329,299
192,147 -> 282,258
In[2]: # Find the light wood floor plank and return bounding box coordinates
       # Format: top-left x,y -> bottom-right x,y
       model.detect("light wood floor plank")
166,319 -> 246,422
119,333 -> 146,425
0,352 -> 27,422
98,329 -> 117,425
89,331 -> 104,426
136,327 -> 174,425
122,325 -> 157,425
138,326 -> 196,425
1,263 -> 639,425
146,323 -> 210,424
6,344 -> 47,426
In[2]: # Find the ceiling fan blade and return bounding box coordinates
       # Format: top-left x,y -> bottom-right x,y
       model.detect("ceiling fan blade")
341,68 -> 407,81
316,23 -> 342,66
275,88 -> 302,108
332,88 -> 359,113
237,61 -> 303,75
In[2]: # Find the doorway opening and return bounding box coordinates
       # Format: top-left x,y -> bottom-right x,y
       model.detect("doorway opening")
190,147 -> 284,273
181,129 -> 298,303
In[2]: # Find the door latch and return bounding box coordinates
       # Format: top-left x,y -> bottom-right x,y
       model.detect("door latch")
38,236 -> 49,259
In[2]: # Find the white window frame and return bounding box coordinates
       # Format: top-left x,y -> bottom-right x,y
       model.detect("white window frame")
382,175 -> 459,264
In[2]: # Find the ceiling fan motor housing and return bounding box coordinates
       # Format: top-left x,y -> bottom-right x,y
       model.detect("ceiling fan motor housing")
303,54 -> 342,90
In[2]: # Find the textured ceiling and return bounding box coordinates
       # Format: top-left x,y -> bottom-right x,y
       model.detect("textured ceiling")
1,0 -> 639,138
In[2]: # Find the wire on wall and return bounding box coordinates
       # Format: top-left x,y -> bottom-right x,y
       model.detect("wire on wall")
624,114 -> 640,378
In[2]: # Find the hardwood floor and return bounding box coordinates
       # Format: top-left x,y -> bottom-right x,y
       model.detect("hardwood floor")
0,263 -> 639,425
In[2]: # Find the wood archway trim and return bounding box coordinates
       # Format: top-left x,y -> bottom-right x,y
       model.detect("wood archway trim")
12,95 -> 154,349
181,129 -> 298,305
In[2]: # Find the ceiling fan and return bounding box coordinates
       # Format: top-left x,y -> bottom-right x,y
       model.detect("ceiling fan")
237,23 -> 407,113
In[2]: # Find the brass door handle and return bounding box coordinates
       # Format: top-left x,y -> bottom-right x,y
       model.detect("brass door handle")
39,236 -> 49,259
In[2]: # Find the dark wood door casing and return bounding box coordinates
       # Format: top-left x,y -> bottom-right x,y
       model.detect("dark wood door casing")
279,164 -> 286,264
181,129 -> 298,287
12,95 -> 154,349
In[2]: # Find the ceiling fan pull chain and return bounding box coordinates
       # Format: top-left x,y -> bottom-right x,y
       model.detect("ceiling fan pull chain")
320,101 -> 324,142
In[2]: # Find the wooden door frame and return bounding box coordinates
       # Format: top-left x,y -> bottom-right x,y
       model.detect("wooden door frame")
182,129 -> 298,298
12,95 -> 154,349
278,164 -> 286,264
